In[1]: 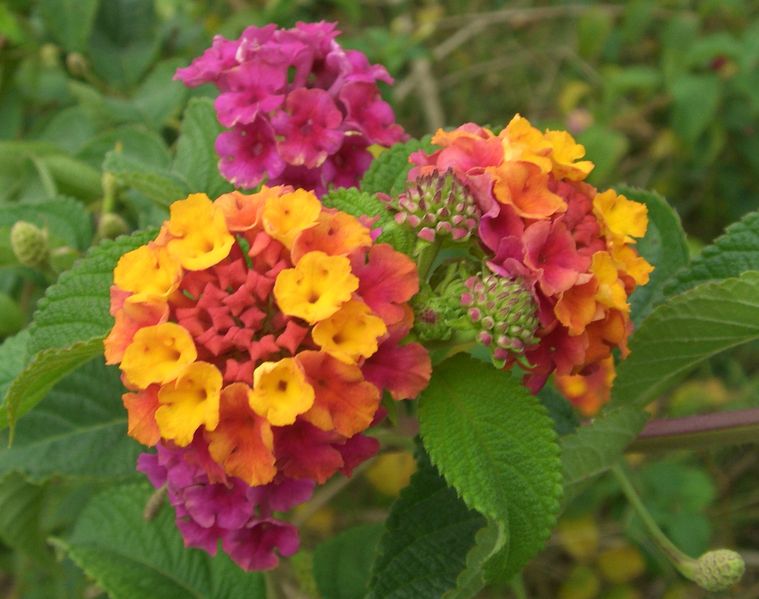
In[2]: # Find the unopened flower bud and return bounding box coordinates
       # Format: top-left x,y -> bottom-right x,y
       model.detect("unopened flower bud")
66,52 -> 89,77
10,221 -> 49,269
39,43 -> 60,68
97,213 -> 129,240
689,549 -> 745,592
462,273 -> 538,366
383,170 -> 480,243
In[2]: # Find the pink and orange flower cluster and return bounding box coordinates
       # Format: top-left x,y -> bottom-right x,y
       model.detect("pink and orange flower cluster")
105,188 -> 430,569
410,115 -> 653,407
175,22 -> 406,195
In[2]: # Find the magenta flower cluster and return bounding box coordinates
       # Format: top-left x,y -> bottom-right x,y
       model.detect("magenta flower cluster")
138,439 -> 314,570
175,22 -> 407,196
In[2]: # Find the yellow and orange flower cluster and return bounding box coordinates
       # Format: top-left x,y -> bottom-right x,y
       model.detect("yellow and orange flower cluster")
106,188 -> 430,487
411,115 -> 653,413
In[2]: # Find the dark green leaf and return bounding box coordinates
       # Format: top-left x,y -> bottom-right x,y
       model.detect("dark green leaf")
418,355 -> 562,579
361,137 -> 434,197
0,473 -> 48,560
443,520 -> 507,599
314,523 -> 384,599
172,98 -> 233,198
615,185 -> 689,323
56,484 -> 267,599
369,450 -> 484,599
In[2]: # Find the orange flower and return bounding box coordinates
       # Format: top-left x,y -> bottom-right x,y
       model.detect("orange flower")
488,161 -> 566,219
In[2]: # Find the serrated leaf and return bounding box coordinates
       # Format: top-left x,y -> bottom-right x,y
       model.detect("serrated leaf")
361,137 -> 434,196
615,185 -> 689,323
322,187 -> 416,255
39,0 -> 99,52
314,523 -> 384,599
29,228 -> 157,355
369,448 -> 484,599
443,520 -> 507,599
172,98 -> 233,198
418,355 -> 562,580
104,152 -> 189,206
55,483 -> 266,599
666,209 -> 759,297
0,330 -> 29,400
562,272 -> 759,500
0,357 -> 140,482
3,337 -> 104,430
0,196 -> 93,252
538,385 -> 580,437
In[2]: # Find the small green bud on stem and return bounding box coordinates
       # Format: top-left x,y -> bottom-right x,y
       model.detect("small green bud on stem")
10,221 -> 49,269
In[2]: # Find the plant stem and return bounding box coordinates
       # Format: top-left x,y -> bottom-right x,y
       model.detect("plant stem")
628,408 -> 759,452
611,464 -> 691,570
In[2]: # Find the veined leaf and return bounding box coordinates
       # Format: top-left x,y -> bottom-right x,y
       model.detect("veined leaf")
0,357 -> 140,482
369,450 -> 484,599
172,98 -> 233,198
55,484 -> 266,599
314,523 -> 384,599
666,209 -> 759,297
0,196 -> 93,253
443,520 -> 507,599
615,185 -> 689,323
104,152 -> 188,206
0,473 -> 48,560
360,136 -> 434,197
0,330 -> 29,400
418,355 -> 562,580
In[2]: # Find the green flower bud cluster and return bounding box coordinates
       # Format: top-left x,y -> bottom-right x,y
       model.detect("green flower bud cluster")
10,221 -> 50,269
383,170 -> 479,243
461,273 -> 539,366
688,549 -> 745,592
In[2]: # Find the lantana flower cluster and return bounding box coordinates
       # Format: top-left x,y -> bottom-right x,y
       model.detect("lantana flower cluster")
105,188 -> 430,570
175,22 -> 407,195
408,115 -> 653,410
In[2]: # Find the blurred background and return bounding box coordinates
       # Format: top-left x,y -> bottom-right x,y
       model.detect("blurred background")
1,1 -> 759,597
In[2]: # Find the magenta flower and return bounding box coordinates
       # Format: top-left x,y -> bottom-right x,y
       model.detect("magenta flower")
176,21 -> 407,194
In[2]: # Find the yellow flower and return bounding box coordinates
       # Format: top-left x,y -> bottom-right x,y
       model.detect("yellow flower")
499,114 -> 553,172
166,193 -> 234,270
114,245 -> 182,302
155,361 -> 222,446
121,322 -> 197,389
262,188 -> 321,249
312,300 -> 387,363
544,130 -> 594,181
591,251 -> 629,312
274,251 -> 358,323
611,244 -> 654,286
593,190 -> 648,244
248,358 -> 315,426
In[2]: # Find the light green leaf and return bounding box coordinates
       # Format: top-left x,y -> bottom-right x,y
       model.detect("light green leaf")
369,450 -> 484,599
0,357 -> 140,482
578,125 -> 629,185
670,74 -> 721,143
133,60 -> 188,130
360,136 -> 434,197
418,355 -> 562,579
666,209 -> 759,297
77,126 -> 172,170
0,195 -> 93,252
314,523 -> 384,599
614,185 -> 689,323
39,0 -> 99,52
3,338 -> 104,430
172,98 -> 233,198
443,520 -> 507,599
104,152 -> 189,206
562,272 -> 759,500
55,484 -> 266,599
41,154 -> 103,201
29,228 -> 157,355
0,330 -> 29,400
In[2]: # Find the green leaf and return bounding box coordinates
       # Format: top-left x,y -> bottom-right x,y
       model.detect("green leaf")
322,187 -> 416,255
29,229 -> 157,355
577,125 -> 629,185
670,74 -> 721,143
3,338 -> 104,430
361,137 -> 434,197
104,152 -> 189,206
0,330 -> 29,400
41,155 -> 103,201
87,0 -> 160,89
172,98 -> 233,198
132,60 -> 188,130
55,483 -> 266,599
0,473 -> 48,560
314,523 -> 384,599
418,355 -> 562,579
369,449 -> 485,599
614,185 -> 689,323
0,357 -> 140,482
538,385 -> 579,437
0,196 -> 93,252
443,520 -> 507,599
77,126 -> 172,170
39,0 -> 99,52
666,209 -> 759,297
562,272 -> 759,500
